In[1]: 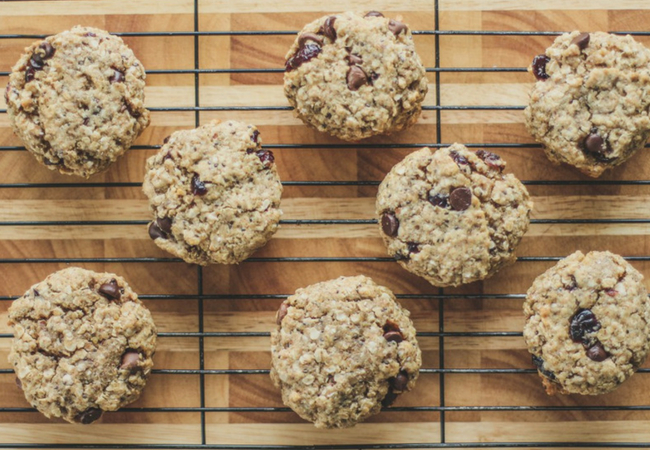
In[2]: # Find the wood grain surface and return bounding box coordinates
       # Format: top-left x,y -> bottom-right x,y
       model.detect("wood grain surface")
2,0 -> 650,448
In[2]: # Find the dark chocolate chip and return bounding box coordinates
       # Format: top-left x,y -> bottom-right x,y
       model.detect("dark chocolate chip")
285,43 -> 322,72
191,173 -> 208,196
586,342 -> 608,362
584,130 -> 610,156
381,212 -> 399,237
149,221 -> 167,240
391,371 -> 409,392
381,389 -> 398,407
532,54 -> 551,81
571,32 -> 590,50
407,242 -> 420,254
83,117 -> 90,126
163,135 -> 171,144
109,69 -> 124,83
531,354 -> 556,380
347,65 -> 369,90
319,16 -> 337,42
365,11 -> 385,18
256,149 -> 275,167
15,377 -> 22,390
384,331 -> 404,343
251,129 -> 260,143
156,217 -> 172,234
33,289 -> 40,297
29,53 -> 44,70
39,41 -> 55,59
25,67 -> 36,83
428,193 -> 449,208
388,19 -> 407,36
276,303 -> 289,325
449,187 -> 472,211
120,350 -> 140,370
345,54 -> 363,65
569,309 -> 601,343
98,279 -> 121,300
475,149 -> 504,170
297,33 -> 324,48
449,150 -> 469,166
370,71 -> 380,82
383,320 -> 400,333
75,408 -> 103,425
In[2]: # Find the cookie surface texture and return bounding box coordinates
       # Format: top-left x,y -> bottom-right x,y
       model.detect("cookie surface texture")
270,275 -> 422,428
284,11 -> 428,141
8,267 -> 157,424
5,26 -> 150,177
376,144 -> 532,287
524,31 -> 650,177
524,251 -> 650,395
143,120 -> 283,265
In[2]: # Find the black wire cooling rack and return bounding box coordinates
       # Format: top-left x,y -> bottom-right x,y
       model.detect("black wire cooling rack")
3,0 -> 650,448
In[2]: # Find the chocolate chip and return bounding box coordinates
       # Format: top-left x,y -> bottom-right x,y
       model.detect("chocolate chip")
388,19 -> 407,36
39,41 -> 55,59
449,187 -> 472,211
120,350 -> 140,370
98,279 -> 121,300
25,67 -> 35,83
251,129 -> 260,143
149,221 -> 167,240
391,371 -> 409,392
384,331 -> 404,343
586,342 -> 608,362
276,303 -> 289,325
532,54 -> 551,81
370,71 -> 380,82
381,212 -> 399,237
381,389 -> 398,407
191,173 -> 208,196
569,309 -> 601,343
33,289 -> 40,297
156,217 -> 172,234
345,54 -> 363,65
365,11 -> 384,18
319,16 -> 337,42
428,193 -> 449,208
297,33 -> 324,48
383,320 -> 400,333
29,53 -> 44,70
449,150 -> 469,167
571,32 -> 590,50
109,69 -> 124,83
584,130 -> 610,157
163,152 -> 173,162
75,408 -> 103,425
163,135 -> 171,144
255,149 -> 275,167
347,65 -> 369,90
475,149 -> 504,170
532,354 -> 556,380
285,43 -> 322,72
15,377 -> 22,390
407,242 -> 420,254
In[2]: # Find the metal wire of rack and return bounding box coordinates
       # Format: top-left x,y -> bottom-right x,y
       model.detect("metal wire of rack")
2,0 -> 650,448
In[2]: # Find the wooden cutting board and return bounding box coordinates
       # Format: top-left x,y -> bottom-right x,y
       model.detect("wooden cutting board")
2,0 -> 650,447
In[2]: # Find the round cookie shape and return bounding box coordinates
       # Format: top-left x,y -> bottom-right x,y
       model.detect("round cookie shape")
284,11 -> 428,141
524,251 -> 650,396
376,144 -> 532,287
142,120 -> 283,265
8,267 -> 157,424
524,31 -> 650,177
270,275 -> 421,429
5,26 -> 150,178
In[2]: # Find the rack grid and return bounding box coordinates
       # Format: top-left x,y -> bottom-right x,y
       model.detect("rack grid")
2,0 -> 650,448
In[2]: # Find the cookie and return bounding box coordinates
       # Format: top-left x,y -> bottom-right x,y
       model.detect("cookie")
5,26 -> 150,178
284,11 -> 428,141
270,275 -> 421,429
376,144 -> 533,287
142,120 -> 283,265
8,267 -> 157,424
524,251 -> 650,395
524,31 -> 650,177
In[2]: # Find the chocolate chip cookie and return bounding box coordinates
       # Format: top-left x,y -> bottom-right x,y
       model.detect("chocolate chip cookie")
5,26 -> 150,177
524,31 -> 650,177
376,144 -> 533,287
524,251 -> 650,395
284,11 -> 428,141
143,120 -> 283,265
270,275 -> 421,428
8,267 -> 157,424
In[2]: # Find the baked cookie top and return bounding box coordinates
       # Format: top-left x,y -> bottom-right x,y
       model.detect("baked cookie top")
142,120 -> 283,265
524,31 -> 650,177
5,26 -> 150,177
284,11 -> 428,141
8,267 -> 157,424
270,275 -> 421,428
376,144 -> 532,287
524,251 -> 650,395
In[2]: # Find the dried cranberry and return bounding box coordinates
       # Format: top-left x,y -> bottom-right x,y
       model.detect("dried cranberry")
475,149 -> 504,171
428,193 -> 449,208
191,173 -> 208,196
569,309 -> 601,343
532,55 -> 551,81
256,149 -> 274,167
449,150 -> 469,166
285,43 -> 322,72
